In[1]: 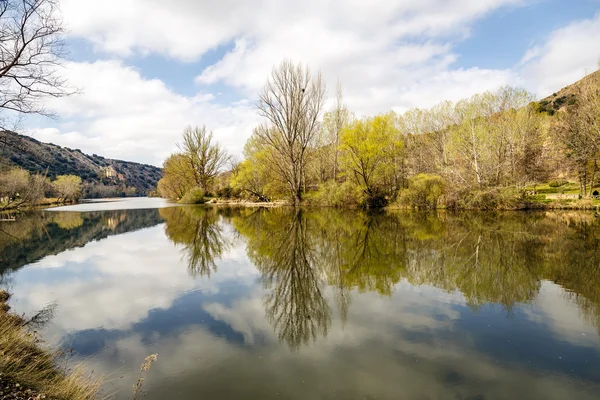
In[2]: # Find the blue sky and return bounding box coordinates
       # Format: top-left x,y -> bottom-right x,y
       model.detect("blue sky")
23,0 -> 600,166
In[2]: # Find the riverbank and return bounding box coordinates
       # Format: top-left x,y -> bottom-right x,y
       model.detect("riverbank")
0,290 -> 101,400
196,197 -> 600,211
0,198 -> 78,212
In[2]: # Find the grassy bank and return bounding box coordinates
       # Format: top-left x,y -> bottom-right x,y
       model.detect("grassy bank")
0,290 -> 101,400
0,198 -> 78,212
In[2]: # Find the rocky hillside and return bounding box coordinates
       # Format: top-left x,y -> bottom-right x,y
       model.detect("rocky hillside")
0,130 -> 162,196
537,69 -> 600,115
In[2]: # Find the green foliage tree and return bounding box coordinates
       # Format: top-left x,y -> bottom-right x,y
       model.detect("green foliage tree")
157,153 -> 195,199
230,134 -> 276,201
340,113 -> 403,207
399,173 -> 445,209
52,175 -> 82,202
0,167 -> 48,209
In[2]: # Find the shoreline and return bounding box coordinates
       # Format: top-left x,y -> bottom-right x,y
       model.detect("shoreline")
0,290 -> 101,400
4,197 -> 599,214
200,198 -> 600,211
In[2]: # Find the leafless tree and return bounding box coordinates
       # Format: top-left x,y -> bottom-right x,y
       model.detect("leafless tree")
553,71 -> 600,196
257,60 -> 326,205
327,82 -> 350,181
0,0 -> 71,118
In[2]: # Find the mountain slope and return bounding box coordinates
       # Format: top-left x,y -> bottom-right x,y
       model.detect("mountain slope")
0,130 -> 162,196
537,70 -> 600,115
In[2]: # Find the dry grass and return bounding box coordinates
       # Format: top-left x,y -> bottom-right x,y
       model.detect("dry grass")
0,291 -> 101,400
132,354 -> 158,400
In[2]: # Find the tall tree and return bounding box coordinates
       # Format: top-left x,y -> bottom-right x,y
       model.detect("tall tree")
321,82 -> 351,181
257,60 -> 326,205
178,126 -> 230,193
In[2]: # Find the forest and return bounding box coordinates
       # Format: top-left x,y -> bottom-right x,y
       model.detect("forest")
158,61 -> 600,209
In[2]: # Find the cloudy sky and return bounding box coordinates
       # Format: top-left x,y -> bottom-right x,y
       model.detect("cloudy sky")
24,0 -> 600,166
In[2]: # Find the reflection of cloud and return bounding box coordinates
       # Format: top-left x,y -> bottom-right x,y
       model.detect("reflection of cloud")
78,281 -> 600,400
7,210 -> 600,400
10,225 -> 259,334
204,292 -> 271,345
525,281 -> 599,347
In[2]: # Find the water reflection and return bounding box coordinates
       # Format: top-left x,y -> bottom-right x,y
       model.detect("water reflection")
3,206 -> 600,399
233,209 -> 331,350
0,209 -> 164,276
158,207 -> 600,346
159,207 -> 230,277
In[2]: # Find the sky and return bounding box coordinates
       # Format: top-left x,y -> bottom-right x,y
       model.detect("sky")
21,0 -> 600,166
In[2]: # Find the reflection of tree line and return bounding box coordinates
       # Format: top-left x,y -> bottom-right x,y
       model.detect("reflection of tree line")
160,207 -> 600,349
0,209 -> 164,275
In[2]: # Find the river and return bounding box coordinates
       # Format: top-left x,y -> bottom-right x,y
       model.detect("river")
1,198 -> 600,399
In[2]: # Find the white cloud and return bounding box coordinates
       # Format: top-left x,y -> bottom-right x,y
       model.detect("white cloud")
18,1 -> 598,165
520,12 -> 600,96
27,60 -> 259,165
11,224 -> 257,332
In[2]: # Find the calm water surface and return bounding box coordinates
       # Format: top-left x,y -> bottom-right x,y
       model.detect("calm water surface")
1,198 -> 600,399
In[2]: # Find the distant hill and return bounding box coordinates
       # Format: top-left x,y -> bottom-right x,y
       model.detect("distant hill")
0,130 -> 162,196
537,70 -> 600,115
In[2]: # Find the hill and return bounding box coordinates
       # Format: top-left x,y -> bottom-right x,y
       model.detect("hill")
0,130 -> 162,197
536,69 -> 600,115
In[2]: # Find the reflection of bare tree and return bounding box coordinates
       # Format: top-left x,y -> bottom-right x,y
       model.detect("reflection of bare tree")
236,209 -> 331,350
160,207 -> 229,277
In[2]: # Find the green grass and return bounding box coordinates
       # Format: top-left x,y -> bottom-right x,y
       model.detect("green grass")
524,182 -> 581,195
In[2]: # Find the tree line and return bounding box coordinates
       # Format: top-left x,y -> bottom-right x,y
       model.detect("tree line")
0,167 -> 82,210
158,60 -> 600,209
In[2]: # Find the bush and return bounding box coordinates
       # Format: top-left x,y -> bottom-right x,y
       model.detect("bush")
179,187 -> 207,204
304,180 -> 365,208
216,186 -> 240,199
450,187 -> 522,210
398,174 -> 446,209
548,180 -> 568,188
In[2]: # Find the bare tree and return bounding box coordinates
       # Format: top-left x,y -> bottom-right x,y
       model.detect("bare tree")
326,82 -> 350,181
178,125 -> 230,193
553,71 -> 600,196
257,60 -> 326,205
0,0 -> 71,119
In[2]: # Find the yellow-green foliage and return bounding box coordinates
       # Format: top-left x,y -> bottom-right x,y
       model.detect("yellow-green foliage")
304,180 -> 365,207
157,153 -> 195,199
52,175 -> 83,201
340,113 -> 403,200
0,296 -> 101,399
398,174 -> 445,209
178,187 -> 206,204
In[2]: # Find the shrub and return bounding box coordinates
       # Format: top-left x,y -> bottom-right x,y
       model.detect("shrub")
398,174 -> 446,209
179,187 -> 207,204
449,187 -> 522,210
305,180 -> 365,208
548,180 -> 568,187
